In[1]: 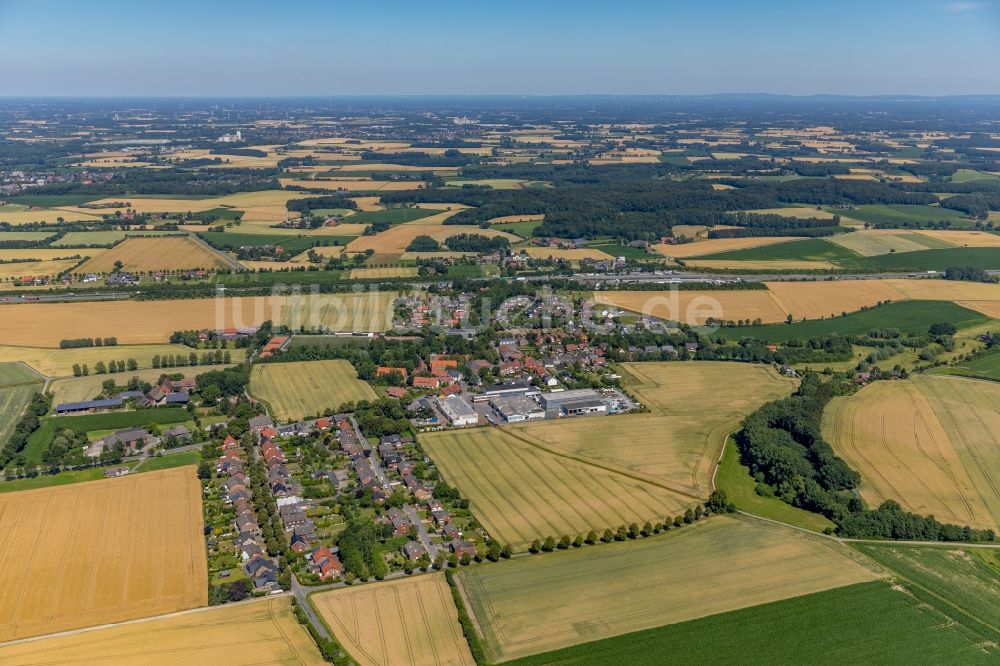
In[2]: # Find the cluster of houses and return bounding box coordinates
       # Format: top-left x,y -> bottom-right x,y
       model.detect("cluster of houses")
374,434 -> 478,562
216,435 -> 283,592
395,293 -> 472,330
254,415 -> 345,582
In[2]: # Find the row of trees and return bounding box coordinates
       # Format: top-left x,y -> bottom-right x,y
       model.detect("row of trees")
71,358 -> 138,376
736,373 -> 994,541
60,336 -> 118,349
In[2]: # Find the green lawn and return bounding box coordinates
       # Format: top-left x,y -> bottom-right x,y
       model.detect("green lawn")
836,247 -> 1000,271
950,169 -> 1000,185
0,231 -> 57,242
932,349 -> 1000,382
588,242 -> 655,260
4,194 -> 97,207
135,450 -> 200,472
346,208 -> 438,226
199,232 -> 334,254
715,438 -> 834,532
494,219 -> 543,238
215,269 -> 347,287
716,300 -> 987,343
506,581 -> 997,665
852,543 -> 1000,644
841,204 -> 970,227
0,467 -> 107,493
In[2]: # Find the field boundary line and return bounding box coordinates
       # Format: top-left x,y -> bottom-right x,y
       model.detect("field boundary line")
500,426 -> 703,501
0,593 -> 292,649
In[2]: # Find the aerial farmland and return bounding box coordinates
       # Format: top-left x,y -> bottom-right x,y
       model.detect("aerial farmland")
2,52 -> 1000,666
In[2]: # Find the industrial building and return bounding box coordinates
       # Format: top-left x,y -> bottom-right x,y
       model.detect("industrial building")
489,395 -> 545,423
475,380 -> 540,402
437,394 -> 479,427
538,389 -> 608,417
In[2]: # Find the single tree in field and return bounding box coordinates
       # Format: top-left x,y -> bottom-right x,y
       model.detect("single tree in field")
601,528 -> 614,543
585,530 -> 597,544
529,539 -> 541,554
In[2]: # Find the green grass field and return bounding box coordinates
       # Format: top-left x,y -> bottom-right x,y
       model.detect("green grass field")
715,438 -> 834,531
505,581 -> 997,665
494,219 -> 543,238
694,237 -> 857,262
24,407 -> 189,464
345,207 -> 439,226
933,349 -> 1000,382
250,359 -> 376,421
215,269 -> 346,287
457,515 -> 878,662
835,247 -> 1000,271
0,363 -> 43,452
716,300 -> 988,343
198,232 -> 330,254
588,242 -> 655,260
135,450 -> 201,472
950,169 -> 1000,185
50,231 -> 127,247
3,195 -> 96,207
842,204 -> 971,227
852,543 -> 1000,644
0,231 -> 57,243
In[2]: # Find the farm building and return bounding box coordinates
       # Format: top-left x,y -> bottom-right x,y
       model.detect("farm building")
55,398 -> 124,414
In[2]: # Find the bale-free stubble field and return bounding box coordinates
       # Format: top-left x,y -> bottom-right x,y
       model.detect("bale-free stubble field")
0,466 -> 207,642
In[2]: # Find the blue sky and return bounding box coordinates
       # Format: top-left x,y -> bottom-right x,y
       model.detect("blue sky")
1,0 -> 998,96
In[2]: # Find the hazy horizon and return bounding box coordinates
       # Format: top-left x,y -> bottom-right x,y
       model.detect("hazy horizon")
2,0 -> 999,97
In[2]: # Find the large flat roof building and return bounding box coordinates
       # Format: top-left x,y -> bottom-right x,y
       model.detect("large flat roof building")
438,394 -> 479,427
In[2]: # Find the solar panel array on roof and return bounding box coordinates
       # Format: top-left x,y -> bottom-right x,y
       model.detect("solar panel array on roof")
55,398 -> 124,413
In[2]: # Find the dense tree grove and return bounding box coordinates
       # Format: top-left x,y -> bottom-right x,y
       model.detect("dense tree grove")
737,374 -> 994,542
382,167 -> 940,241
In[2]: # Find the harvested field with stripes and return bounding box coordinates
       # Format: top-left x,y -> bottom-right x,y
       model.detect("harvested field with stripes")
0,344 -> 215,376
0,292 -> 395,346
74,237 -> 229,273
312,574 -> 474,666
345,224 -> 518,255
0,466 -> 207,642
456,516 -> 880,662
0,597 -> 323,665
593,289 -> 788,325
250,360 -> 376,421
521,247 -> 613,261
823,375 -> 1000,533
420,426 -> 694,552
349,267 -> 419,279
0,363 -> 42,450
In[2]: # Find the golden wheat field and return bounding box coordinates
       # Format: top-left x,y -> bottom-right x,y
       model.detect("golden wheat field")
312,574 -> 474,666
0,292 -> 395,346
0,344 -> 221,378
0,259 -> 83,281
594,290 -> 789,325
0,467 -> 207,642
652,236 -> 800,258
522,247 -> 614,261
457,516 -> 880,662
684,259 -> 838,271
763,280 -> 907,320
278,178 -> 425,191
485,214 -> 545,224
823,376 -> 1000,533
0,597 -> 324,665
74,237 -> 230,273
345,224 -> 518,254
421,426 -> 694,551
348,267 -> 419,279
